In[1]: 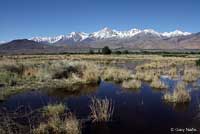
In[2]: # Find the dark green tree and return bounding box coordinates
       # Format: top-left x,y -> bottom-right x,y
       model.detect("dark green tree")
89,49 -> 94,54
102,46 -> 112,54
196,59 -> 200,66
114,51 -> 122,55
122,50 -> 129,54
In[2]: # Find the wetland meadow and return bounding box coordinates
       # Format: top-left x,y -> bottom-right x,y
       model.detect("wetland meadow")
0,54 -> 200,134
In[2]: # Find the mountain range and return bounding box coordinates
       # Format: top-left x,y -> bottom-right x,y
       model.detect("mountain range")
0,28 -> 200,54
31,28 -> 192,44
30,27 -> 200,49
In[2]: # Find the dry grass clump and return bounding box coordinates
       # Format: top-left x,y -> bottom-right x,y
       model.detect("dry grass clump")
135,71 -> 156,82
135,61 -> 175,71
122,79 -> 141,89
49,61 -> 101,84
81,63 -> 101,84
168,67 -> 178,78
163,82 -> 191,103
150,76 -> 166,89
89,97 -> 114,122
0,61 -> 40,78
33,113 -> 81,134
64,114 -> 81,134
0,61 -> 102,100
47,61 -> 80,79
102,67 -> 131,83
183,68 -> 200,82
43,103 -> 66,116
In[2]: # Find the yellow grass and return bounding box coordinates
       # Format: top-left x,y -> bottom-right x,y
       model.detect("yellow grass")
122,79 -> 141,89
150,76 -> 166,89
89,97 -> 114,122
183,67 -> 200,82
135,71 -> 156,82
102,67 -> 131,83
163,82 -> 191,103
33,113 -> 81,134
43,103 -> 66,116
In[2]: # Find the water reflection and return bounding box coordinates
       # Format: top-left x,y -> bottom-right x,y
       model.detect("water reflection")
43,84 -> 99,99
164,102 -> 190,112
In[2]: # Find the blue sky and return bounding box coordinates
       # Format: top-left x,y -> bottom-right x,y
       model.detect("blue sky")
0,0 -> 199,41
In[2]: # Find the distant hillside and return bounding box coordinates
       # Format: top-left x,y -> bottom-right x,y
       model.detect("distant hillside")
0,39 -> 50,50
0,39 -> 91,54
0,39 -> 58,54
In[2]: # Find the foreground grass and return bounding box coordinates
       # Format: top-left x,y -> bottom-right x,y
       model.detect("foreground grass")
33,114 -> 81,134
43,103 -> 66,116
0,99 -> 115,134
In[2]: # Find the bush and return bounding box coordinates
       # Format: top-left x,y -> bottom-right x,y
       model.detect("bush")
102,46 -> 111,54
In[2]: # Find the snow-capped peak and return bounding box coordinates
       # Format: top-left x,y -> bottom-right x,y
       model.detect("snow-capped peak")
143,29 -> 161,36
68,32 -> 89,41
30,28 -> 192,44
91,27 -> 118,39
162,30 -> 191,37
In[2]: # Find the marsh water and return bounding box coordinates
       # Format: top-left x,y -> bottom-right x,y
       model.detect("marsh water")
1,61 -> 200,134
1,80 -> 200,133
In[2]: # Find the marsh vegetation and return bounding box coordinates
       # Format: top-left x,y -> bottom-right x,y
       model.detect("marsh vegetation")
0,54 -> 200,133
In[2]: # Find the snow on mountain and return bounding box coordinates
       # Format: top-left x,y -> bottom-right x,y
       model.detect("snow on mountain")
68,32 -> 89,41
117,29 -> 142,38
31,28 -> 192,44
0,41 -> 6,44
143,29 -> 161,37
31,35 -> 65,44
31,32 -> 88,43
161,30 -> 191,37
90,27 -> 118,39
